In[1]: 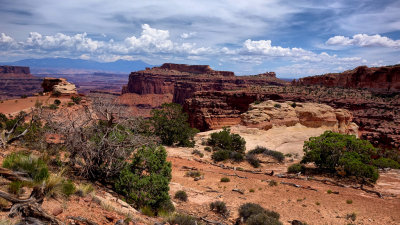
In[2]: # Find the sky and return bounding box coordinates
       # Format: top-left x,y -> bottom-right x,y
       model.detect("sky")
0,0 -> 400,78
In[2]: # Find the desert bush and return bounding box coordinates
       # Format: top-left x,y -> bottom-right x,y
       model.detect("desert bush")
67,102 -> 74,107
174,190 -> 188,202
75,183 -> 95,197
248,146 -> 284,162
210,201 -> 228,216
150,103 -> 198,147
114,145 -> 172,211
238,203 -> 280,223
346,199 -> 353,204
346,212 -> 357,221
301,131 -> 380,183
287,163 -> 305,174
62,180 -> 76,197
54,99 -> 61,106
192,149 -> 204,158
166,213 -> 202,225
290,102 -> 297,108
373,157 -> 400,169
269,180 -> 278,186
49,104 -> 58,110
185,171 -> 201,178
273,103 -> 281,108
71,96 -> 82,104
208,128 -> 246,162
204,146 -> 211,152
220,177 -> 230,182
141,205 -> 155,217
246,154 -> 260,168
9,181 -> 23,195
246,213 -> 283,225
3,152 -> 49,182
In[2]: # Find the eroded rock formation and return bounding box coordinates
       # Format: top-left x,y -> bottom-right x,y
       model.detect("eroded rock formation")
42,78 -> 77,94
241,100 -> 358,135
293,65 -> 400,92
0,66 -> 42,99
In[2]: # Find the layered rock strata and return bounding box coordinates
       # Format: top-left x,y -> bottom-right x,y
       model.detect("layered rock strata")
0,66 -> 42,99
42,77 -> 77,94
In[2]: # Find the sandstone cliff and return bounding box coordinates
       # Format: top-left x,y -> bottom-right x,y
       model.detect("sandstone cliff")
293,65 -> 400,92
241,100 -> 358,135
0,66 -> 42,99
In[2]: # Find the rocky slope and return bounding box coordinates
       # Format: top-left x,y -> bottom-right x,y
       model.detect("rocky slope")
241,100 -> 358,135
293,65 -> 400,92
0,66 -> 43,100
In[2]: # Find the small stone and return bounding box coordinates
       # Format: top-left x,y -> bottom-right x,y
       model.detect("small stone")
52,206 -> 63,216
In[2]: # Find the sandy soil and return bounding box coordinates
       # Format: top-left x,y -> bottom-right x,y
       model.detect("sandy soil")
0,95 -> 72,116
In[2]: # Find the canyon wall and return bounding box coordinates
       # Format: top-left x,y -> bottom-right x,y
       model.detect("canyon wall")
0,66 -> 42,99
293,65 -> 400,92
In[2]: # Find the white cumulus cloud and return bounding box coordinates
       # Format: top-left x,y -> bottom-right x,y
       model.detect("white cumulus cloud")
326,34 -> 400,48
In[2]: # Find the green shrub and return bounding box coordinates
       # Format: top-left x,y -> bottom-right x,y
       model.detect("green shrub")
67,102 -> 75,107
346,199 -> 353,204
3,153 -> 49,182
185,171 -> 201,178
150,103 -> 198,147
210,201 -> 228,216
192,150 -> 204,158
247,213 -> 283,225
174,190 -> 188,202
246,154 -> 260,168
346,212 -> 357,221
287,163 -> 305,174
269,180 -> 278,186
373,157 -> 400,169
208,128 -> 246,162
114,146 -> 172,211
71,96 -> 82,104
273,104 -> 281,108
166,213 -> 202,225
204,146 -> 211,152
54,99 -> 61,106
220,177 -> 230,182
301,131 -> 380,183
211,150 -> 230,162
9,181 -> 23,195
49,104 -> 58,110
75,183 -> 94,197
290,102 -> 297,108
141,205 -> 155,217
248,146 -> 284,162
62,180 -> 76,197
238,203 -> 280,222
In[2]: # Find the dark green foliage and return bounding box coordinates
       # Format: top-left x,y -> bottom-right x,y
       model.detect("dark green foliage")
54,99 -> 61,105
210,201 -> 228,216
67,102 -> 74,107
3,153 -> 49,182
114,145 -> 171,210
373,157 -> 400,169
192,150 -> 204,158
166,213 -> 202,225
301,131 -> 380,183
211,150 -> 230,162
287,163 -> 305,174
204,146 -> 211,152
220,177 -> 230,182
248,146 -> 284,162
247,213 -> 283,225
9,181 -> 23,195
238,203 -> 280,223
290,102 -> 297,108
246,154 -> 260,168
62,180 -> 76,197
71,96 -> 82,104
49,104 -> 58,110
273,104 -> 281,108
208,128 -> 246,162
174,190 -> 188,202
150,103 -> 198,147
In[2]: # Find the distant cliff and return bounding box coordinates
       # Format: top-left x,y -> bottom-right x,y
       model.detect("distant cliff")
293,65 -> 400,92
0,66 -> 42,100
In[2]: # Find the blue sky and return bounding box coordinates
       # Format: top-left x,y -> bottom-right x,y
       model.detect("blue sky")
0,0 -> 399,78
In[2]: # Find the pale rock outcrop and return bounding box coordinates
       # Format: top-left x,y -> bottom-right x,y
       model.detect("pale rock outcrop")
42,77 -> 77,94
241,100 -> 358,136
